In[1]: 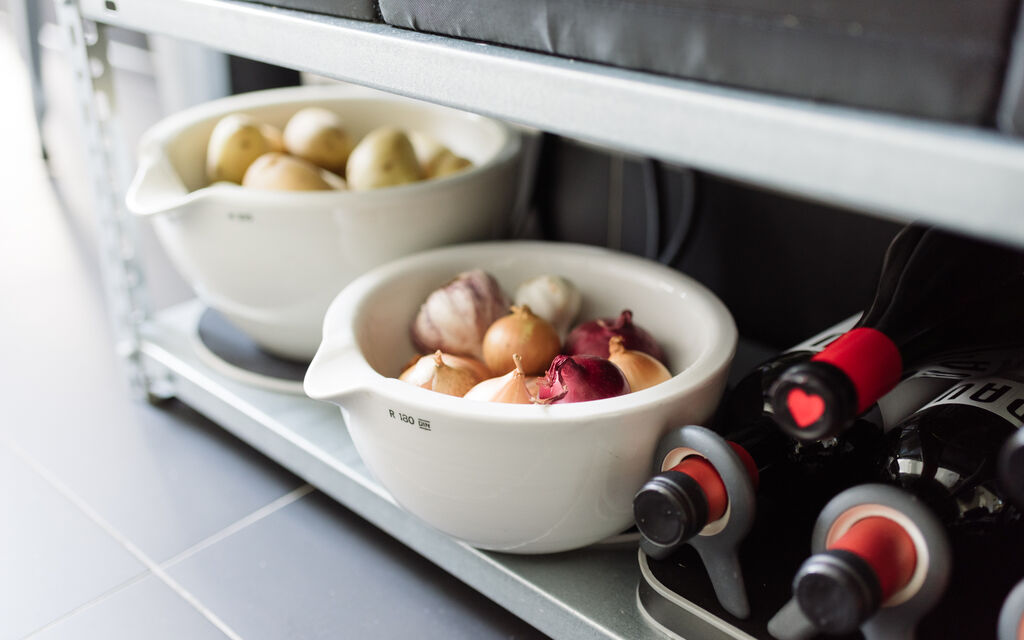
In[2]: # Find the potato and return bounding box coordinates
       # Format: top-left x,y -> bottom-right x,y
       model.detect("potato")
408,130 -> 472,179
260,123 -> 286,153
429,151 -> 473,178
345,127 -> 423,191
206,113 -> 272,184
283,107 -> 352,175
241,152 -> 339,191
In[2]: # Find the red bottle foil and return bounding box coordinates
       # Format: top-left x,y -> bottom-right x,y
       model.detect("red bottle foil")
812,328 -> 903,414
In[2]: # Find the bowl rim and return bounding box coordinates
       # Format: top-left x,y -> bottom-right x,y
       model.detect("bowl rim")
133,84 -> 523,207
305,241 -> 738,425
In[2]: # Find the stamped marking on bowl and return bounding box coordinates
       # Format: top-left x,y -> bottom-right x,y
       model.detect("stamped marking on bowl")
227,211 -> 254,222
388,408 -> 432,431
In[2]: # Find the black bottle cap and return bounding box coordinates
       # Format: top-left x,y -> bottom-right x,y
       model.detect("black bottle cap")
999,430 -> 1024,511
769,361 -> 858,442
634,470 -> 710,554
793,549 -> 882,635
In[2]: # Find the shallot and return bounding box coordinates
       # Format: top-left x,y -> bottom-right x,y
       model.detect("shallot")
564,310 -> 666,364
410,270 -> 509,358
536,354 -> 631,404
399,351 -> 490,386
607,336 -> 671,391
481,305 -> 561,376
463,353 -> 536,404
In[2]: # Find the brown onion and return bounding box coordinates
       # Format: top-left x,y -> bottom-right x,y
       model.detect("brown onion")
607,336 -> 671,391
536,354 -> 630,404
399,350 -> 485,396
463,353 -> 536,404
564,309 -> 666,365
481,305 -> 561,376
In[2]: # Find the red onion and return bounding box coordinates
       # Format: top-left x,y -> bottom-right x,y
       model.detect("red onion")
537,355 -> 631,404
564,310 -> 666,365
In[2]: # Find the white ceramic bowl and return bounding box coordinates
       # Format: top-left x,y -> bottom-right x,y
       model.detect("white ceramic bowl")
304,241 -> 737,553
126,85 -> 522,361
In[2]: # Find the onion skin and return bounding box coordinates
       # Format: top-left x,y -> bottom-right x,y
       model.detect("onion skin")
463,353 -> 536,404
482,305 -> 562,376
607,336 -> 671,391
411,270 -> 510,359
399,351 -> 490,386
564,309 -> 666,365
536,355 -> 631,404
398,351 -> 479,396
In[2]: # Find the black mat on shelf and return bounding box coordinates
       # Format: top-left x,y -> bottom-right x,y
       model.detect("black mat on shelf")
379,0 -> 1020,126
196,308 -> 309,383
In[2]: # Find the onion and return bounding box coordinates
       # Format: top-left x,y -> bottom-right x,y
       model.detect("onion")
482,305 -> 562,376
398,350 -> 485,396
564,309 -> 666,365
399,351 -> 490,386
536,354 -> 631,404
410,270 -> 510,359
607,336 -> 671,391
463,353 -> 536,404
513,274 -> 582,339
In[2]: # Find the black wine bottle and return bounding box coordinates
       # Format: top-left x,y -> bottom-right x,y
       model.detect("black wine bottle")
769,223 -> 1024,442
999,427 -> 1024,512
882,370 -> 1024,527
633,324 -> 1006,556
784,370 -> 1024,638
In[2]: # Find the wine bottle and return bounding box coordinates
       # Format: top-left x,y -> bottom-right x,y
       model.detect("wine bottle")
882,370 -> 1024,527
1000,427 -> 1024,512
782,368 -> 1024,637
633,325 -> 1006,557
769,223 -> 1024,442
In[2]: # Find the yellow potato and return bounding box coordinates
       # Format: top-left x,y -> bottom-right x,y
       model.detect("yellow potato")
429,150 -> 473,178
260,123 -> 286,153
283,107 -> 352,175
241,152 -> 338,191
408,130 -> 472,179
206,113 -> 272,184
345,127 -> 423,191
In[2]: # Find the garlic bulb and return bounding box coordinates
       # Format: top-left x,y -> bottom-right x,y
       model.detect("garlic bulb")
463,354 -> 536,403
607,336 -> 671,391
513,275 -> 582,339
411,270 -> 510,358
399,351 -> 480,397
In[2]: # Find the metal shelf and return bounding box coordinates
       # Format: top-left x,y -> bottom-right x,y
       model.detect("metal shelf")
140,301 -> 757,640
83,0 -> 1024,248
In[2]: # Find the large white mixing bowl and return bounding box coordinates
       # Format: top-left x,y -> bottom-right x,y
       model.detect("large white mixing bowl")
126,85 -> 522,361
304,241 -> 737,553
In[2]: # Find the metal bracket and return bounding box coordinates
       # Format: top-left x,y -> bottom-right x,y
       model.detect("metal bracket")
53,0 -> 158,398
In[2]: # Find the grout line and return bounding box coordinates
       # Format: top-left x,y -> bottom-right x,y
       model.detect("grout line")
162,483 -> 315,570
23,571 -> 152,639
9,443 -> 244,640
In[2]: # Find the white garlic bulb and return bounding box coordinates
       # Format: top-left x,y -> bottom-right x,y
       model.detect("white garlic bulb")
513,274 -> 582,339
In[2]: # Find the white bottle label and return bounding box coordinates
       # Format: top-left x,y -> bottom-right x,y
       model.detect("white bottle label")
915,373 -> 1024,428
878,350 -> 1024,427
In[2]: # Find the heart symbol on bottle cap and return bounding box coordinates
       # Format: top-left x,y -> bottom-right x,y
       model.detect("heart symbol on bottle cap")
787,388 -> 825,428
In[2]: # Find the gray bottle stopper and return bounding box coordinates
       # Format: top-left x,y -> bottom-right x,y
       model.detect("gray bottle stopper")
644,424 -> 758,619
767,483 -> 952,640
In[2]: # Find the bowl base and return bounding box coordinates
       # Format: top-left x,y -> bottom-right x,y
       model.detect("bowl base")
193,307 -> 309,394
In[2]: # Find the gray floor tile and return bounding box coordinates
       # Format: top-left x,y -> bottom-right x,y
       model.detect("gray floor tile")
28,574 -> 229,640
167,491 -> 549,640
0,33 -> 304,565
0,445 -> 146,640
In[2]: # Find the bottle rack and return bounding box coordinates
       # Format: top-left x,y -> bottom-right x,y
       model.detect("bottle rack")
61,0 -> 1024,638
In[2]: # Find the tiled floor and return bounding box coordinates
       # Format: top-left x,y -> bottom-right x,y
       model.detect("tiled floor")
0,14 -> 547,640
